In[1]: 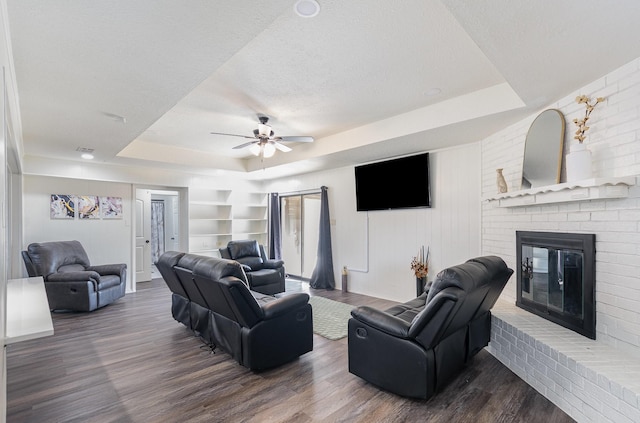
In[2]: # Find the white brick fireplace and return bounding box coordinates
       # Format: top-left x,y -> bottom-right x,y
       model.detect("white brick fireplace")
481,57 -> 640,422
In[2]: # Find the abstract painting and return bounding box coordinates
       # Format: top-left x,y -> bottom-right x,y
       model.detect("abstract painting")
50,194 -> 75,219
77,195 -> 100,219
100,196 -> 123,219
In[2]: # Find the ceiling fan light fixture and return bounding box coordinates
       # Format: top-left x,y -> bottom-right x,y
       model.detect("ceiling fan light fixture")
294,0 -> 320,18
249,143 -> 262,156
263,143 -> 276,158
257,123 -> 272,137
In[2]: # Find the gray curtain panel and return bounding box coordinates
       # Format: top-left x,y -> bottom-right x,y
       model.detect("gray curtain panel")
268,192 -> 282,260
310,186 -> 335,289
151,200 -> 165,264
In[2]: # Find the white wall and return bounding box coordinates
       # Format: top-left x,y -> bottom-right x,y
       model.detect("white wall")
481,57 -> 640,356
23,176 -> 135,291
20,166 -> 266,288
1,0 -> 24,419
267,143 -> 482,302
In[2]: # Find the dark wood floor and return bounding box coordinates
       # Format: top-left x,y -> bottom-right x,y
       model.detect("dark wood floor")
7,279 -> 574,423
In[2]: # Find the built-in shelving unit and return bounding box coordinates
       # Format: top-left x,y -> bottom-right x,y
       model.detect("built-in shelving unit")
188,188 -> 232,257
231,191 -> 268,245
484,176 -> 637,208
188,189 -> 268,256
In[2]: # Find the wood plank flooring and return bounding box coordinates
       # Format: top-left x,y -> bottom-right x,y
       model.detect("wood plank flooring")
6,279 -> 575,423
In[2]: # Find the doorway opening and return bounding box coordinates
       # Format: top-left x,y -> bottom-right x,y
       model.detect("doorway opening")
134,186 -> 187,287
280,192 -> 321,280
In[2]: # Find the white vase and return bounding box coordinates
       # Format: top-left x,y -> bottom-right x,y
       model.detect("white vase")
496,168 -> 508,193
566,143 -> 592,182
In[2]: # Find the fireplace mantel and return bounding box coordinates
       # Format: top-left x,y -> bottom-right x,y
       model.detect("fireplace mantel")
484,176 -> 637,208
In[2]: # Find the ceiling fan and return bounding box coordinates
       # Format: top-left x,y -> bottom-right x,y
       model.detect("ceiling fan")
210,116 -> 314,158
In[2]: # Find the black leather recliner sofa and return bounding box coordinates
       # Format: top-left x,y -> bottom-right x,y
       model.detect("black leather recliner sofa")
348,256 -> 513,399
219,239 -> 285,295
157,251 -> 313,370
22,240 -> 127,312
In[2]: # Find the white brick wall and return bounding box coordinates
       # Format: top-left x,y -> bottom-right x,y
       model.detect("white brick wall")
482,57 -> 640,422
489,301 -> 640,423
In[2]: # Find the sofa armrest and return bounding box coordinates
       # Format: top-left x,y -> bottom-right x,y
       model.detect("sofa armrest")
350,306 -> 411,338
262,259 -> 284,269
261,293 -> 309,319
47,270 -> 100,282
88,263 -> 126,277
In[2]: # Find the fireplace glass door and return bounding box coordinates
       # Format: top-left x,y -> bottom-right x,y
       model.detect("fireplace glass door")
516,231 -> 595,339
520,245 -> 584,320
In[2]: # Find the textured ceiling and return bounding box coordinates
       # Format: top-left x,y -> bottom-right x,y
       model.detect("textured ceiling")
8,0 -> 640,179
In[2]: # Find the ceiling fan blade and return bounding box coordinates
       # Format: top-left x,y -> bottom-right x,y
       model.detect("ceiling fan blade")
273,141 -> 292,152
232,141 -> 257,149
210,131 -> 255,140
278,136 -> 314,143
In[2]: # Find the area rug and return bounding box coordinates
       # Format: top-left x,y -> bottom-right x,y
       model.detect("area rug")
308,296 -> 355,340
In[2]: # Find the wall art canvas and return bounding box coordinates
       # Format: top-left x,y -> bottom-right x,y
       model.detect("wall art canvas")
100,196 -> 123,219
77,195 -> 100,219
50,194 -> 75,219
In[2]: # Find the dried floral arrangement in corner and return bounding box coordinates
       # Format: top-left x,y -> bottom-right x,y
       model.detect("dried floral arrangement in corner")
411,245 -> 429,278
573,95 -> 605,143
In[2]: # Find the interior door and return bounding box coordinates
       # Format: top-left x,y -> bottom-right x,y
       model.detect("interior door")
135,188 -> 152,283
168,195 -> 180,251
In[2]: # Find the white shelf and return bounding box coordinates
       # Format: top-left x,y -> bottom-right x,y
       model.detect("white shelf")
189,203 -> 232,208
232,192 -> 267,205
5,277 -> 54,345
189,189 -> 268,252
484,176 -> 637,208
189,188 -> 231,203
187,249 -> 222,258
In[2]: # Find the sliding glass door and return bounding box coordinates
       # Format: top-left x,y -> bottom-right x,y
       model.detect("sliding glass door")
280,193 -> 320,279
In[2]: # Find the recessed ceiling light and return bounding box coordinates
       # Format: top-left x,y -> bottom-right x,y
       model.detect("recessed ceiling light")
81,153 -> 94,160
102,111 -> 127,124
294,0 -> 320,18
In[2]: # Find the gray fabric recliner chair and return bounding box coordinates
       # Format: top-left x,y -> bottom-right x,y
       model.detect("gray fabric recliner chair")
22,240 -> 127,312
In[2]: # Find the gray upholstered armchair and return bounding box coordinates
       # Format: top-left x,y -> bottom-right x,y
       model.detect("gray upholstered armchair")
219,239 -> 285,295
22,240 -> 127,312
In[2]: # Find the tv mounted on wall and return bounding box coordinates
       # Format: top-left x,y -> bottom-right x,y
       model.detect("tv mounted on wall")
354,152 -> 431,211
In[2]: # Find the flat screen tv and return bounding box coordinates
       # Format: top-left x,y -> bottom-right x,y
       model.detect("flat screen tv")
354,152 -> 431,211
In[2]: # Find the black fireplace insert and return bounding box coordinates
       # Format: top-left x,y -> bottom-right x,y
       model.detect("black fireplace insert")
516,231 -> 596,339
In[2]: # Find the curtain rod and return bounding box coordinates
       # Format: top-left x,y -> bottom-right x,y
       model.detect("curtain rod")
275,186 -> 326,196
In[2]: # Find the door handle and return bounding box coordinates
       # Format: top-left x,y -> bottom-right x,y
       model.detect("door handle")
145,240 -> 150,244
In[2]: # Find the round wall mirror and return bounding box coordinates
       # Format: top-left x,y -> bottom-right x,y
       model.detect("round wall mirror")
521,109 -> 565,189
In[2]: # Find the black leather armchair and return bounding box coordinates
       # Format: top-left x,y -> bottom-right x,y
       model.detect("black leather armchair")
348,256 -> 513,399
22,240 -> 127,312
219,239 -> 285,295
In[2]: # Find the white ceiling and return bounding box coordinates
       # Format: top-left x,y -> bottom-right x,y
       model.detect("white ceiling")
8,0 -> 640,180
